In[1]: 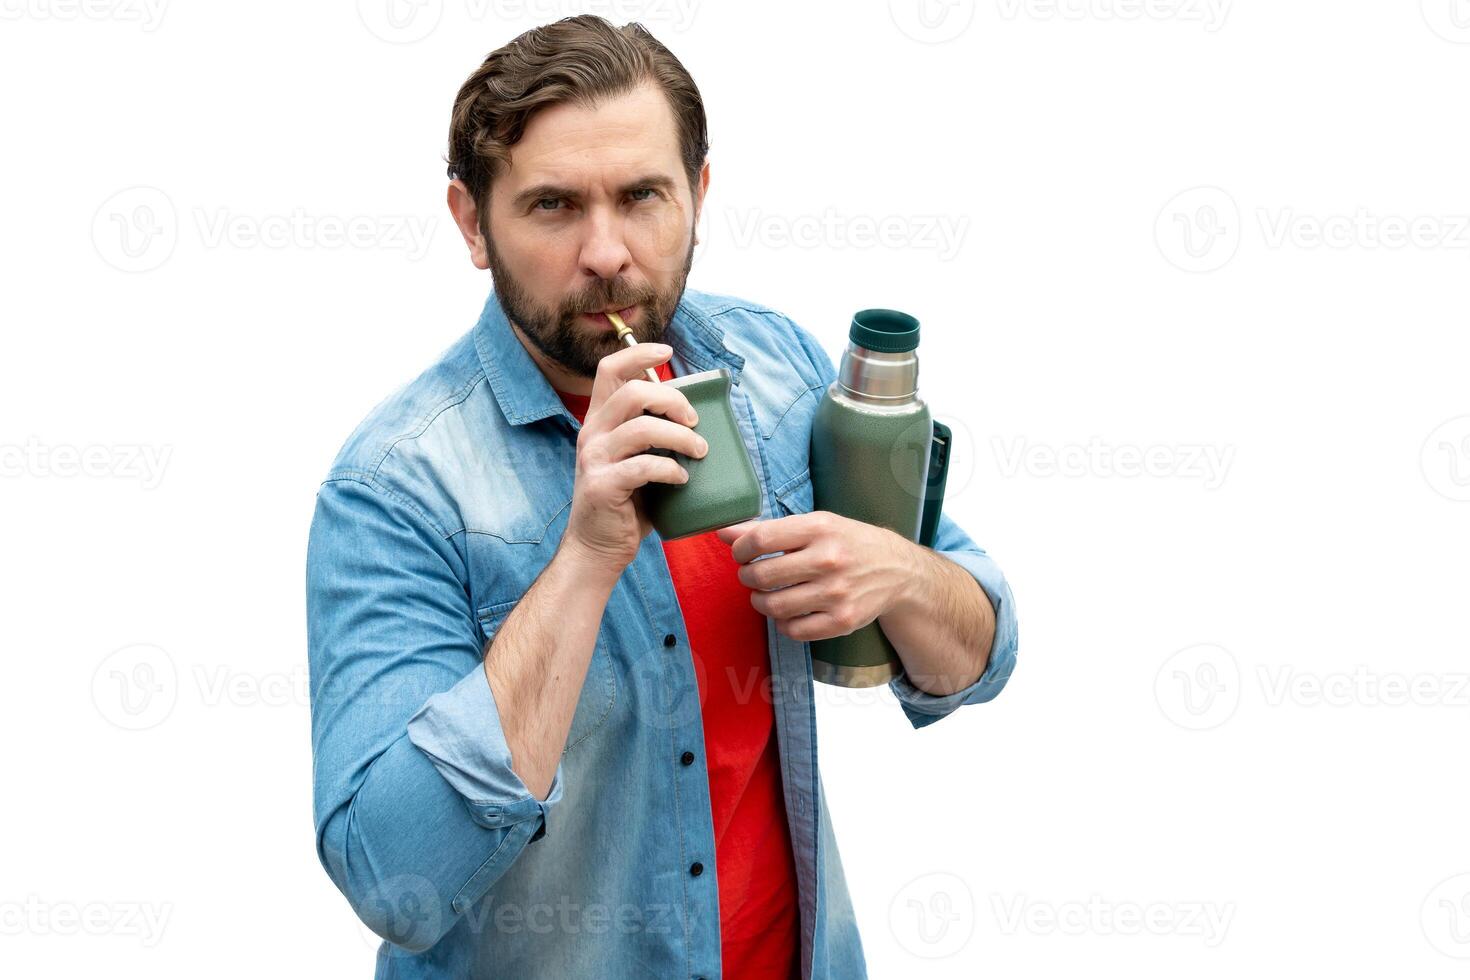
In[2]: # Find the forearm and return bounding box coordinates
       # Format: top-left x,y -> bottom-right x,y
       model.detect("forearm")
877,535 -> 996,697
484,540 -> 620,800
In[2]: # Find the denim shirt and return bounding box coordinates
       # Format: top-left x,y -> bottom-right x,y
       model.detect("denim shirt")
305,287 -> 1018,979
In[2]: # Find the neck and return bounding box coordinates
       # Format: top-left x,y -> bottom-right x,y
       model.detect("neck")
509,320 -> 594,397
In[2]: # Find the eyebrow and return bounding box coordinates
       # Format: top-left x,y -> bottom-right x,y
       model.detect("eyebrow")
511,173 -> 679,212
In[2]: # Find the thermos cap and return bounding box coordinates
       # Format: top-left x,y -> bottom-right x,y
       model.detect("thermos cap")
849,308 -> 920,354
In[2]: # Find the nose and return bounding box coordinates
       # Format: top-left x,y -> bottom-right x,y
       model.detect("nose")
578,209 -> 633,282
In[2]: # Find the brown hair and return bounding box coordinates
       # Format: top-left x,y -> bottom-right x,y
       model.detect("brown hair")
447,15 -> 709,227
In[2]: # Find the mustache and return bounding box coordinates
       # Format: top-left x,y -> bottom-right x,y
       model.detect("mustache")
560,284 -> 655,318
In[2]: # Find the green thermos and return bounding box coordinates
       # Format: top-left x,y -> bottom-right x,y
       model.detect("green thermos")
641,368 -> 763,541
809,309 -> 952,688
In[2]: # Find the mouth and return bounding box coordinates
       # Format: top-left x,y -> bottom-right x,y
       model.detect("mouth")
579,304 -> 639,330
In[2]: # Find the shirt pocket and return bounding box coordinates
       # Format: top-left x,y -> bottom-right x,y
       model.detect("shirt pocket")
774,468 -> 814,517
477,596 -> 617,754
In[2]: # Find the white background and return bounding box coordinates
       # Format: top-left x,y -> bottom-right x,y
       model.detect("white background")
2,0 -> 1468,977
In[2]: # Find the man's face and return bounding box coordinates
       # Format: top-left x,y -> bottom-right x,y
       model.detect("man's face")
479,82 -> 704,379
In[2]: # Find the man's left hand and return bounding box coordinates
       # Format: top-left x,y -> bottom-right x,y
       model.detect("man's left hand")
715,512 -> 917,642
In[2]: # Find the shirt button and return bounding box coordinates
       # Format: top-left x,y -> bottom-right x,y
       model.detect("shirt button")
663,633 -> 677,647
689,861 -> 704,877
680,750 -> 695,766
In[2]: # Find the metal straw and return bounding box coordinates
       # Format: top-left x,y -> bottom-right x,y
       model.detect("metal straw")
607,311 -> 663,384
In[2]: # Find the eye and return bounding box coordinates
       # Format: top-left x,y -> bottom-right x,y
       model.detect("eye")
533,198 -> 563,212
629,187 -> 657,203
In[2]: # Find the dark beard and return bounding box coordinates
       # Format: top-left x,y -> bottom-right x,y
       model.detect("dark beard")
486,233 -> 695,379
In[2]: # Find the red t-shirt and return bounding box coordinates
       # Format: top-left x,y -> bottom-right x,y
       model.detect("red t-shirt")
553,360 -> 801,979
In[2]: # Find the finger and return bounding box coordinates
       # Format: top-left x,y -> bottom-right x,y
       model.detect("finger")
715,521 -> 759,545
750,581 -> 831,621
588,342 -> 673,415
586,379 -> 699,440
736,550 -> 823,592
776,612 -> 845,643
607,453 -> 689,492
728,513 -> 823,565
604,414 -> 709,464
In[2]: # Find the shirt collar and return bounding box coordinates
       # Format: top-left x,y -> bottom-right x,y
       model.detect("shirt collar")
473,287 -> 746,429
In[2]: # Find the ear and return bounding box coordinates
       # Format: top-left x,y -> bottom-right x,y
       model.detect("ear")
691,159 -> 709,245
447,179 -> 490,270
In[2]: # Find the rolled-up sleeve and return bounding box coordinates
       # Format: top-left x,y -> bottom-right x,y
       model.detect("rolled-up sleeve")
888,509 -> 1018,729
306,475 -> 559,953
785,312 -> 1020,730
407,664 -> 564,837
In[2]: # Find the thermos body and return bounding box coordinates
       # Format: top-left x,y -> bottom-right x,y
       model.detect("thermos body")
809,385 -> 932,687
808,309 -> 946,688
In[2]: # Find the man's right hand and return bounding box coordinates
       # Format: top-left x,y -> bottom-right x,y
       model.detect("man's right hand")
563,342 -> 708,571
